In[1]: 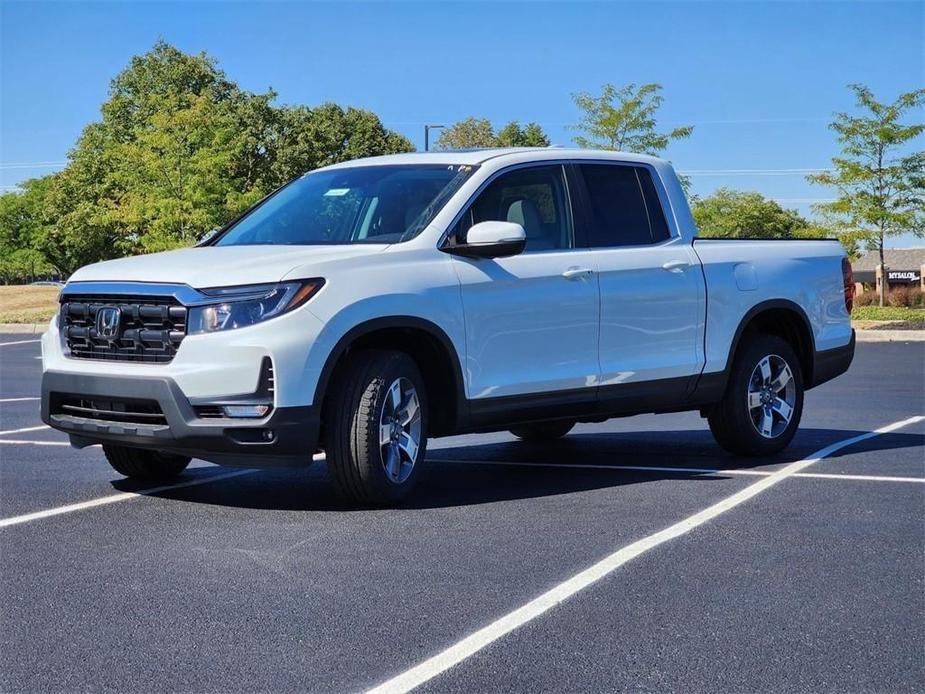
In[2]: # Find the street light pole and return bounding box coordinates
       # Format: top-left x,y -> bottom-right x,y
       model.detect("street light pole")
424,124 -> 445,152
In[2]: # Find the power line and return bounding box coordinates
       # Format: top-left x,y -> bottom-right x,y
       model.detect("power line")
680,168 -> 833,176
0,161 -> 67,170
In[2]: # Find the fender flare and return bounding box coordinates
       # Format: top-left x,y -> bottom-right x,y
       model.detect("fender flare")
312,315 -> 468,431
721,298 -> 816,387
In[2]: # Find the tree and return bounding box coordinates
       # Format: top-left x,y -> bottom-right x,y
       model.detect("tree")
435,117 -> 551,150
0,181 -> 54,283
808,84 -> 925,306
571,83 -> 693,154
692,188 -> 813,240
435,117 -> 497,149
495,121 -> 550,147
1,41 -> 416,274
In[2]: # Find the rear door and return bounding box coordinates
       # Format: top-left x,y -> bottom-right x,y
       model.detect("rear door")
447,164 -> 601,401
572,162 -> 703,395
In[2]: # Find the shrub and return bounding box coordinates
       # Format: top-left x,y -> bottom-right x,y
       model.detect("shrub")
909,287 -> 925,308
853,290 -> 877,307
888,286 -> 911,307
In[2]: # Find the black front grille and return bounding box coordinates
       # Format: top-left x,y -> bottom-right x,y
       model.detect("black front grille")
54,395 -> 167,425
61,295 -> 187,363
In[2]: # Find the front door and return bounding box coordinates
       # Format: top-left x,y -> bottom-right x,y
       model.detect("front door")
448,164 -> 600,402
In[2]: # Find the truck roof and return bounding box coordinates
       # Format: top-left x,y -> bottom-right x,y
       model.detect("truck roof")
318,147 -> 667,170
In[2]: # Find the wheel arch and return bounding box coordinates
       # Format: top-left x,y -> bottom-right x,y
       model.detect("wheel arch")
314,316 -> 467,437
725,299 -> 816,389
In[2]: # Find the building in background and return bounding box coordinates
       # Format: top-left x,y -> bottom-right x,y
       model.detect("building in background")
852,248 -> 925,289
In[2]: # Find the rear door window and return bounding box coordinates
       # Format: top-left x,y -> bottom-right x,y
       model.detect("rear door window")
577,164 -> 671,247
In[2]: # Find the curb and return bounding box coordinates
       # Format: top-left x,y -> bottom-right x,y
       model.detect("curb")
0,323 -> 45,335
855,330 -> 925,343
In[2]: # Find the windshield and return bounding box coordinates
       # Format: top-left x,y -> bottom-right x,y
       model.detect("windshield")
215,164 -> 476,246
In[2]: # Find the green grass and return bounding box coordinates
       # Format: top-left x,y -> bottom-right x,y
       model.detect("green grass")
852,305 -> 925,322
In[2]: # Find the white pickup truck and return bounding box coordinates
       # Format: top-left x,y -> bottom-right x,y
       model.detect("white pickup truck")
41,148 -> 855,504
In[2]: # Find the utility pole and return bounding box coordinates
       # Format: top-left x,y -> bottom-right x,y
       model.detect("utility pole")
424,124 -> 445,152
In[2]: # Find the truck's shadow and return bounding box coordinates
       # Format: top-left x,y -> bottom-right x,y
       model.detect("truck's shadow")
114,427 -> 925,512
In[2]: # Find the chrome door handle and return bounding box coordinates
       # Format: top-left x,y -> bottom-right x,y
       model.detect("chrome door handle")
661,260 -> 691,273
562,267 -> 594,280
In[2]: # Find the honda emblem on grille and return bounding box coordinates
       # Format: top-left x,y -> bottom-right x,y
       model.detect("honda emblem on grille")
95,306 -> 122,340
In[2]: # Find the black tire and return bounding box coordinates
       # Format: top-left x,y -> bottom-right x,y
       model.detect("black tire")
509,420 -> 575,441
708,333 -> 804,456
324,350 -> 428,505
102,445 -> 191,480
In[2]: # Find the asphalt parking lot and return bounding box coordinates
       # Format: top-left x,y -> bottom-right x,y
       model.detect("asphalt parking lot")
1,335 -> 923,693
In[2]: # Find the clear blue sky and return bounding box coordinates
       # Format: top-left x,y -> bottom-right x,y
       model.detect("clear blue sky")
2,0 -> 923,246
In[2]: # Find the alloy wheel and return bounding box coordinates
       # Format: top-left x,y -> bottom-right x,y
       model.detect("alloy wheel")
747,354 -> 796,439
378,377 -> 422,483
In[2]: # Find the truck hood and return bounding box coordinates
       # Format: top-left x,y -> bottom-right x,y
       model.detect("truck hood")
68,245 -> 388,288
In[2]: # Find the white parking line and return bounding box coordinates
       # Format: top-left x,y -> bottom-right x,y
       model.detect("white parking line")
0,339 -> 40,347
0,397 -> 40,403
0,439 -> 70,447
0,469 -> 255,528
368,415 -> 925,694
0,425 -> 50,436
434,459 -> 925,484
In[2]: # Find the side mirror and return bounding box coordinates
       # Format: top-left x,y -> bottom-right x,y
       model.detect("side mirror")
444,221 -> 526,259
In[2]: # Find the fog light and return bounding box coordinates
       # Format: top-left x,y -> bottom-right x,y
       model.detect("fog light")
221,404 -> 270,418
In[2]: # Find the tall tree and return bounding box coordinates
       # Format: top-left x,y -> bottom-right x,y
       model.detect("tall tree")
2,41 -> 416,270
808,84 -> 925,306
570,83 -> 693,155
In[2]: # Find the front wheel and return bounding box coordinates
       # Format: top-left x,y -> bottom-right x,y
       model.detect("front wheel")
324,350 -> 428,505
103,445 -> 191,480
708,333 -> 804,456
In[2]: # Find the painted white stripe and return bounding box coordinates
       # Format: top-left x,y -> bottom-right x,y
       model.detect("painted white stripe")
433,459 -> 925,484
434,459 -> 765,477
0,469 -> 255,528
0,425 -> 50,436
795,471 -> 925,484
0,339 -> 40,347
0,439 -> 70,447
0,397 -> 40,403
369,415 -> 925,694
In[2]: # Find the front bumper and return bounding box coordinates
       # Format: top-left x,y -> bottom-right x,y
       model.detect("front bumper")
41,371 -> 319,467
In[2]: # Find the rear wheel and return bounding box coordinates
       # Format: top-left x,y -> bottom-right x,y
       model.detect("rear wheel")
510,420 -> 575,441
708,333 -> 803,456
324,350 -> 427,505
102,445 -> 190,481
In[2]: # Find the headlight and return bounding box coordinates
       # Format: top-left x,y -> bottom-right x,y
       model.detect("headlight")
188,279 -> 324,334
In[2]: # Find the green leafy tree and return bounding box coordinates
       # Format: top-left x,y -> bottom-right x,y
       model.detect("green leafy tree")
495,121 -> 551,147
436,117 -> 550,149
0,181 -> 55,283
571,83 -> 693,154
5,41 -> 415,271
808,84 -> 925,305
692,188 -> 812,240
435,117 -> 497,149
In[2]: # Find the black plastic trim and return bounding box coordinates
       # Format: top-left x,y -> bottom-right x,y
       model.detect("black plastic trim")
810,330 -> 855,388
42,371 -> 318,467
464,374 -> 714,433
313,316 -> 468,435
